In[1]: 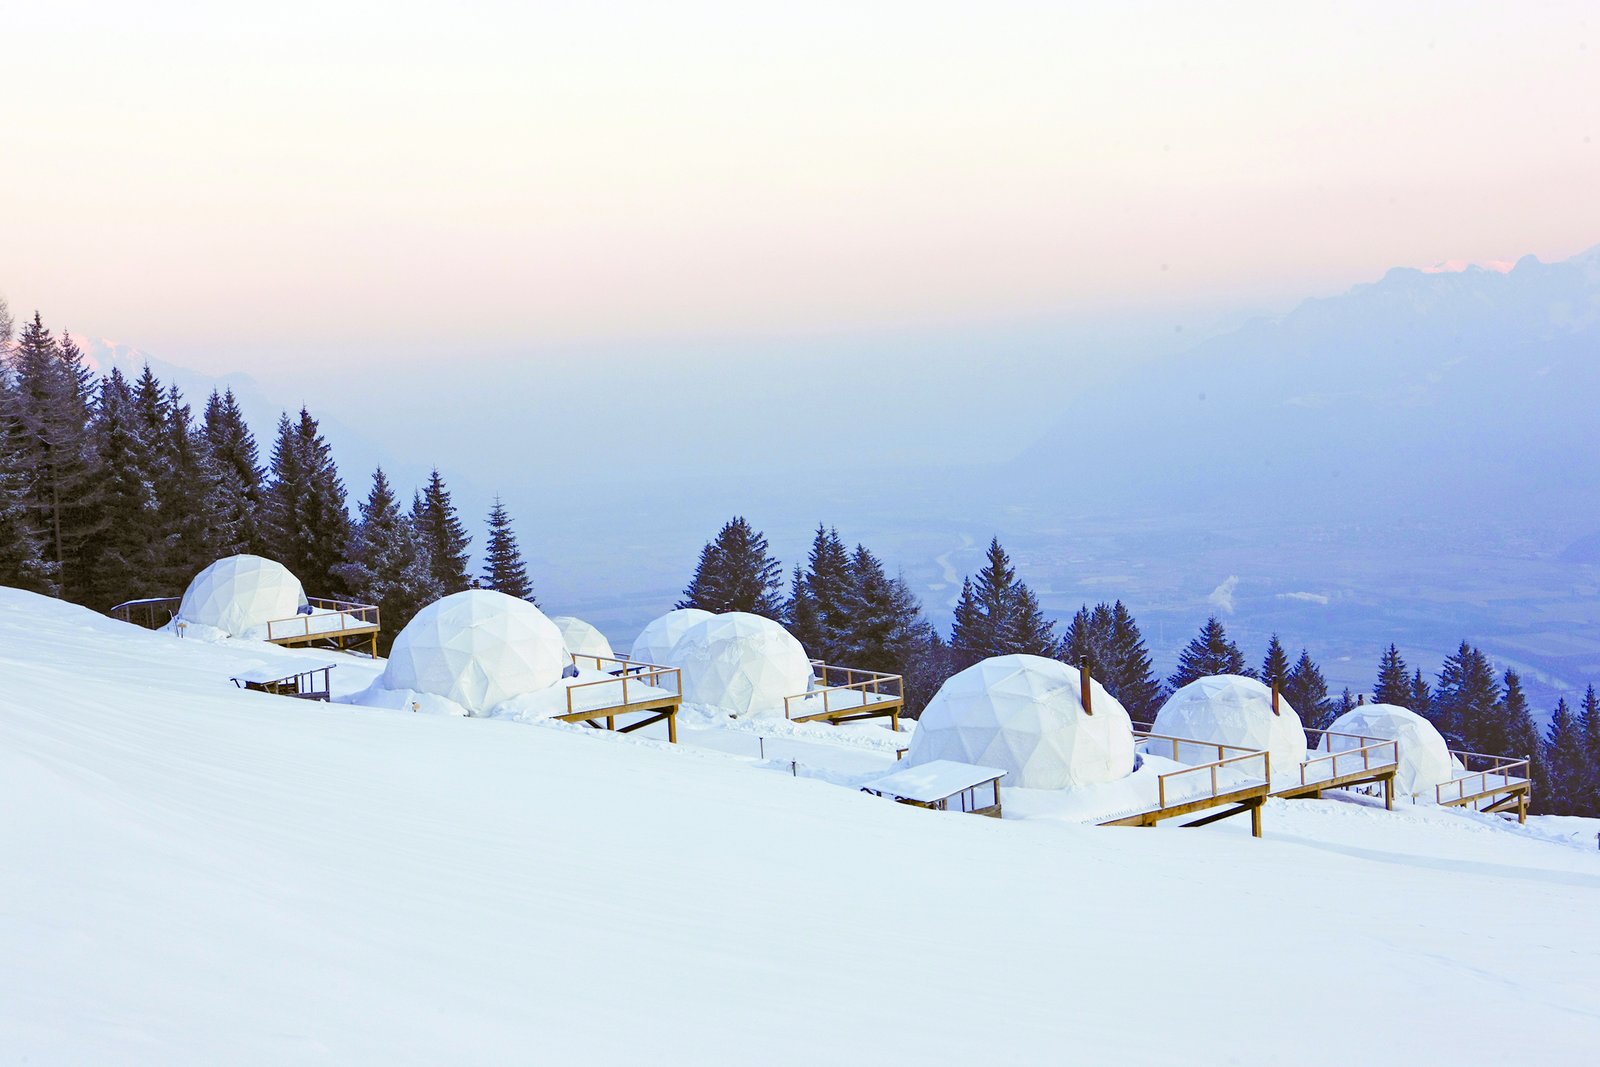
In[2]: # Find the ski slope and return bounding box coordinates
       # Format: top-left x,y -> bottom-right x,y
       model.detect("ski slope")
3,588 -> 1599,1064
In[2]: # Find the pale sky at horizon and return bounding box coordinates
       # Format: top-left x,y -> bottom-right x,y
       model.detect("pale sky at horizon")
3,0 -> 1598,373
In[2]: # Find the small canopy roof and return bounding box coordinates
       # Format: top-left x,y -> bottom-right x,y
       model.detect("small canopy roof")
229,662 -> 338,686
862,760 -> 1008,803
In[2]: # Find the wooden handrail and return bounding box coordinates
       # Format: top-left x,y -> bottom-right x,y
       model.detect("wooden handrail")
782,669 -> 904,721
564,659 -> 681,715
1153,750 -> 1271,812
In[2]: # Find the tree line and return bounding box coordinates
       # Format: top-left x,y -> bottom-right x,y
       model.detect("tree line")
678,515 -> 1600,817
0,304 -> 535,650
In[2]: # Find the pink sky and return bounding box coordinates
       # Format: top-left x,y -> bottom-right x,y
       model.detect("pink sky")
2,1 -> 1598,372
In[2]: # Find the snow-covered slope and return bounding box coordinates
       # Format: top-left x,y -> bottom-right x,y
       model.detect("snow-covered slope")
3,588 -> 1599,1064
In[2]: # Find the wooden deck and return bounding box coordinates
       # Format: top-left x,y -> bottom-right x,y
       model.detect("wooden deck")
264,598 -> 381,657
861,760 -> 1006,817
1272,729 -> 1399,808
230,664 -> 336,702
1102,731 -> 1273,837
1437,750 -> 1532,823
782,662 -> 904,729
560,653 -> 683,743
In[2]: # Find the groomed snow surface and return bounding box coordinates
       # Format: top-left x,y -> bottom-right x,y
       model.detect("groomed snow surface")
4,588 -> 1600,1064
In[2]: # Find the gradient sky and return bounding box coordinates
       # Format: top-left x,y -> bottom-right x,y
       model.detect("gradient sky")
3,0 -> 1598,372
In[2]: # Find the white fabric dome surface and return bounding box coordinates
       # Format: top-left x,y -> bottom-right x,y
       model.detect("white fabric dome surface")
906,655 -> 1135,790
177,554 -> 307,637
383,590 -> 566,716
630,608 -> 713,665
668,612 -> 812,717
551,615 -> 614,664
1323,704 -> 1455,797
1154,675 -> 1307,780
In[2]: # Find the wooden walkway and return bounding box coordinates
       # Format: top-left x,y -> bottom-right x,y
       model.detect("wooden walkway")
782,662 -> 904,730
560,653 -> 683,743
264,598 -> 381,657
1101,732 -> 1272,837
1437,751 -> 1531,823
1272,729 -> 1399,809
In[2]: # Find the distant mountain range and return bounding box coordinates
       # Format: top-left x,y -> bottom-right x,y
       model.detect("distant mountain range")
1007,245 -> 1600,523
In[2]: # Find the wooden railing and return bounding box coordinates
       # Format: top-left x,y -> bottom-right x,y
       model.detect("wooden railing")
264,598 -> 381,642
108,596 -> 182,630
1132,727 -> 1271,812
1437,750 -> 1532,808
565,652 -> 682,715
1300,729 -> 1399,787
782,662 -> 903,721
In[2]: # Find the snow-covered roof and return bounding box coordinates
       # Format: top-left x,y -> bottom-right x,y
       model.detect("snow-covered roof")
906,655 -> 1135,790
861,760 -> 1007,803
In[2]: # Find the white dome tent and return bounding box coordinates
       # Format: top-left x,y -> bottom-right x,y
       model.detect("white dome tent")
551,616 -> 615,666
668,612 -> 812,717
630,608 -> 713,665
177,554 -> 307,638
383,590 -> 567,716
1323,704 -> 1454,798
905,655 -> 1135,790
1153,675 -> 1307,781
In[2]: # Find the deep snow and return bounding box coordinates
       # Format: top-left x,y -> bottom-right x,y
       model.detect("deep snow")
3,588 -> 1599,1064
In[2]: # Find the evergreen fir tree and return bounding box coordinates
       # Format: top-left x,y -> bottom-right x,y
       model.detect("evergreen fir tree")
153,384 -> 237,586
1059,601 -> 1162,720
1575,685 -> 1600,815
260,408 -> 352,595
202,388 -> 266,554
1260,635 -> 1291,693
1408,668 -> 1432,716
1498,669 -> 1543,812
837,545 -> 934,678
412,468 -> 472,595
9,314 -> 97,599
480,496 -> 534,601
785,525 -> 852,660
1434,641 -> 1500,749
81,368 -> 158,608
334,468 -> 441,648
1542,698 -> 1584,815
1373,644 -> 1411,706
676,516 -> 785,617
0,415 -> 58,594
1168,616 -> 1249,689
949,538 -> 1055,669
1284,649 -> 1333,731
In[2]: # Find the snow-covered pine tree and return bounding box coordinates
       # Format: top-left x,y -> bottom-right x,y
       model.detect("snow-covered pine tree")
1498,669 -> 1543,811
202,388 -> 266,555
1408,668 -> 1432,716
153,384 -> 239,587
1167,616 -> 1249,689
675,516 -> 785,618
1542,698 -> 1583,815
334,468 -> 441,648
81,368 -> 158,608
838,544 -> 933,677
786,525 -> 852,660
1373,644 -> 1411,706
9,314 -> 97,600
261,408 -> 352,596
1434,641 -> 1499,749
1060,605 -> 1110,677
1575,686 -> 1600,815
1107,602 -> 1164,721
480,496 -> 534,602
412,468 -> 472,595
1260,634 -> 1291,693
1283,649 -> 1332,730
950,538 -> 1054,670
0,411 -> 58,595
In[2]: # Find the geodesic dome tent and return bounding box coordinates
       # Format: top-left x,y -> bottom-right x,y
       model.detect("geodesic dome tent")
177,554 -> 307,637
1153,674 -> 1307,779
1323,703 -> 1454,797
382,590 -> 567,716
629,607 -> 713,665
905,654 -> 1135,790
551,615 -> 614,665
668,612 -> 812,717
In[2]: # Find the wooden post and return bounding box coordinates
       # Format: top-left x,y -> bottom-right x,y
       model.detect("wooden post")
1080,663 -> 1093,715
1250,800 -> 1262,838
667,709 -> 677,745
1384,776 -> 1393,811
